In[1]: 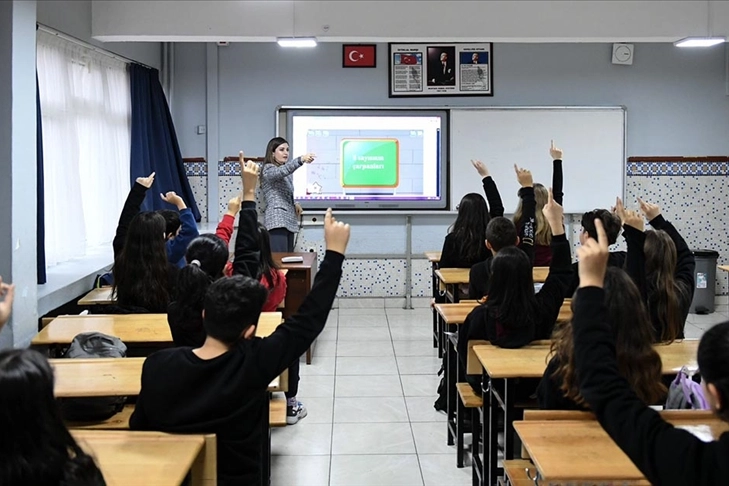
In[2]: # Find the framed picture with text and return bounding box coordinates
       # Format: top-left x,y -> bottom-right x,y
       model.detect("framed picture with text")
388,42 -> 493,97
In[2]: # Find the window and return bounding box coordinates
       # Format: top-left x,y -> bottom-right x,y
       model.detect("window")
36,31 -> 131,267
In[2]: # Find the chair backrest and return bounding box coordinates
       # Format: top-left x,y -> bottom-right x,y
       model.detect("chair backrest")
190,434 -> 217,485
467,339 -> 489,375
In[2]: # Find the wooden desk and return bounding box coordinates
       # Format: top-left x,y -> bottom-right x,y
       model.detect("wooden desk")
532,267 -> 549,283
719,265 -> 729,273
474,338 -> 700,485
78,287 -> 115,306
71,430 -> 209,486
436,300 -> 573,327
274,252 -> 318,364
32,312 -> 282,346
425,251 -> 443,356
515,415 -> 729,484
424,251 -> 441,263
52,358 -> 281,397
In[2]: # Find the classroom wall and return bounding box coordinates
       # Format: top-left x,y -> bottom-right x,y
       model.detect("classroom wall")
37,0 -> 162,70
173,41 -> 729,297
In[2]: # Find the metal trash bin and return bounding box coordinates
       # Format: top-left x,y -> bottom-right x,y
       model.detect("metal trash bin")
690,249 -> 719,314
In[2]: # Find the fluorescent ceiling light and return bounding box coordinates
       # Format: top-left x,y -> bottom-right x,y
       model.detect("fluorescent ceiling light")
674,36 -> 725,47
277,37 -> 317,48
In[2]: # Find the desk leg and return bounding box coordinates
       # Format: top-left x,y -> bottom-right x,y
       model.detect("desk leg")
261,395 -> 271,486
503,379 -> 516,462
431,262 -> 438,349
454,337 -> 466,468
471,405 -> 481,486
445,330 -> 456,446
487,377 -> 499,486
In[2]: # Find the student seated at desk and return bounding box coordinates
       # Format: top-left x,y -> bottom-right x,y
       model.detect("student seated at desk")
0,349 -> 105,485
129,163 -> 350,485
564,208 -> 626,296
618,198 -> 696,342
468,217 -> 519,300
513,141 -> 564,266
571,219 -> 729,486
459,174 -> 573,394
537,267 -> 665,410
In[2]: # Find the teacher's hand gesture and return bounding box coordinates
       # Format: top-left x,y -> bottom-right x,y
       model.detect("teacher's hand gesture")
301,153 -> 316,164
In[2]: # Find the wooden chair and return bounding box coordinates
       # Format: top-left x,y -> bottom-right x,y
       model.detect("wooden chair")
456,339 -> 488,479
501,459 -> 538,486
190,434 -> 218,486
269,397 -> 288,428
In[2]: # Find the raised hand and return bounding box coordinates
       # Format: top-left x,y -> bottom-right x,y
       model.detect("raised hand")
136,172 -> 155,189
324,208 -> 350,255
514,164 -> 533,188
301,153 -> 316,164
614,197 -> 626,224
623,209 -> 644,232
160,191 -> 186,210
471,159 -> 489,178
637,197 -> 661,221
577,219 -> 610,288
241,159 -> 260,201
549,140 -> 563,160
542,188 -> 565,235
0,276 -> 16,327
227,195 -> 242,216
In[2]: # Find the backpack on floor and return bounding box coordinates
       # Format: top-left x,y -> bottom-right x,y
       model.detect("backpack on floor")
58,332 -> 128,421
665,366 -> 708,410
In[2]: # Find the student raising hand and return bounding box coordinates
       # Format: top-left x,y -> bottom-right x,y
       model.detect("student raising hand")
240,155 -> 261,200
227,195 -> 242,216
549,140 -> 563,160
514,164 -> 533,187
136,172 -> 155,188
576,219 -> 610,288
542,188 -> 565,235
0,276 -> 15,328
637,198 -> 661,221
160,191 -> 187,210
324,208 -> 351,256
471,159 -> 489,178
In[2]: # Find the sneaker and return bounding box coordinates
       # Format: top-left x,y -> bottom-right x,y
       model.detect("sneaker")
286,401 -> 308,425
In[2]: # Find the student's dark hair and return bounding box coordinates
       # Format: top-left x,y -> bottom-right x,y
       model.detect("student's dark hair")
203,275 -> 268,345
264,137 -> 289,165
174,234 -> 230,315
0,349 -> 106,486
157,209 -> 181,239
644,229 -> 688,343
486,246 -> 537,333
698,321 -> 729,421
449,193 -> 490,263
257,224 -> 280,288
551,267 -> 666,407
581,209 -> 622,245
485,217 -> 518,253
113,211 -> 170,313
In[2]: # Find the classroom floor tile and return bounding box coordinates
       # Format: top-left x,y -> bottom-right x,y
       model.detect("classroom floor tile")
268,301 -> 477,485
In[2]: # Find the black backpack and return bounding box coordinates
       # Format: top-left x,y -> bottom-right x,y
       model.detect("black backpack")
58,332 -> 128,422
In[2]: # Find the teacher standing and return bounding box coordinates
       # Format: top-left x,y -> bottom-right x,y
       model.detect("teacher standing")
259,137 -> 315,252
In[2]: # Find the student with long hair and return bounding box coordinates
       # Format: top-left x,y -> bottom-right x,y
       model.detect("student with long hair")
459,168 -> 573,393
570,219 -> 729,486
259,140 -> 315,252
112,210 -> 178,313
537,267 -> 666,410
0,349 -> 106,485
513,141 -> 564,266
0,276 -> 15,330
617,197 -> 695,342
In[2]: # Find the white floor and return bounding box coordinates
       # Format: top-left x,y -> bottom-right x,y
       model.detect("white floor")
269,296 -> 729,486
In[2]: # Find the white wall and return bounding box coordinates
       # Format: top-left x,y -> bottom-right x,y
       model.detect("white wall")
37,0 -> 161,69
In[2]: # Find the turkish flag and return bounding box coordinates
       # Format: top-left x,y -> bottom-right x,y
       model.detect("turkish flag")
343,44 -> 376,68
400,54 -> 418,65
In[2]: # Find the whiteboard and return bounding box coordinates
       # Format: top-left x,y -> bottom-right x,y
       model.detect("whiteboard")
450,107 -> 625,214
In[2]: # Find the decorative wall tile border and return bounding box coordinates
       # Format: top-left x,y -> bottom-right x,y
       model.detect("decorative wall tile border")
627,161 -> 729,177
184,161 -> 208,177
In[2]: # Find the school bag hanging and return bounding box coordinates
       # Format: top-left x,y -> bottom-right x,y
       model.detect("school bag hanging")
665,366 -> 709,410
58,332 -> 128,421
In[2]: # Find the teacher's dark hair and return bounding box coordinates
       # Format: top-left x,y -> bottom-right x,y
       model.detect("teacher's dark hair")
0,349 -> 106,485
264,137 -> 289,165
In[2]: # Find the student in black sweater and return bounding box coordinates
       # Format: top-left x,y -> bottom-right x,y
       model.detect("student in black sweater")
129,162 -> 350,486
467,217 -> 519,300
438,160 -> 504,270
618,197 -> 696,342
572,219 -> 729,486
537,266 -> 665,410
459,168 -> 573,393
564,208 -> 626,296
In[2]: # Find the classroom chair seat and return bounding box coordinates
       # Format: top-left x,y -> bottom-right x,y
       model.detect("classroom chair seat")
456,382 -> 483,408
269,397 -> 288,428
501,459 -> 538,486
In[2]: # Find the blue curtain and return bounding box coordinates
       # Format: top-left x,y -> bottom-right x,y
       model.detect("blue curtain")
129,64 -> 200,220
36,73 -> 47,285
